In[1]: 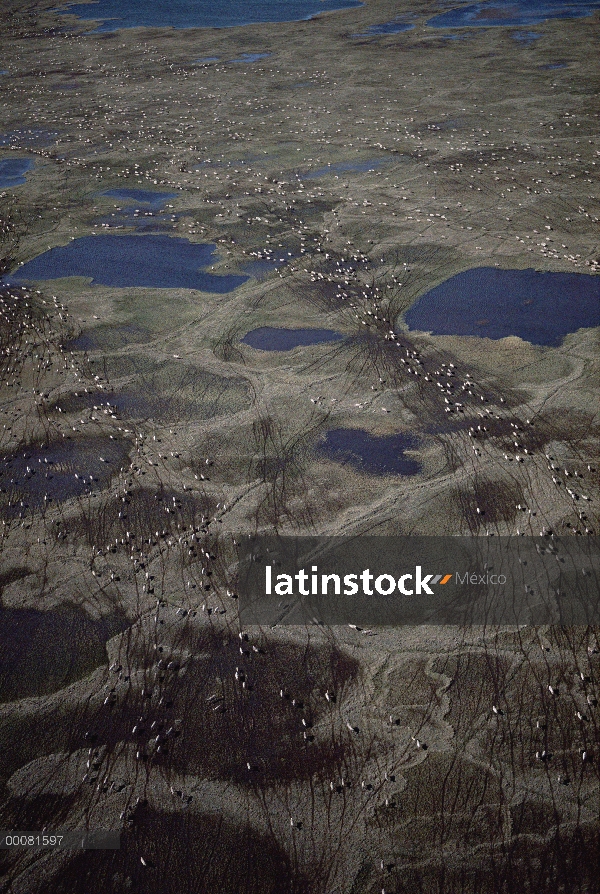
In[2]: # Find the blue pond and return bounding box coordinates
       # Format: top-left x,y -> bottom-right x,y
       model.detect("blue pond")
301,158 -> 384,179
96,211 -> 177,231
404,267 -> 600,347
428,0 -> 600,28
0,129 -> 58,148
317,429 -> 421,476
97,189 -> 178,230
58,0 -> 363,31
512,29 -> 543,41
8,235 -> 250,292
241,327 -> 344,351
352,19 -> 414,37
230,53 -> 272,63
99,188 -> 177,207
0,157 -> 34,188
0,436 -> 131,511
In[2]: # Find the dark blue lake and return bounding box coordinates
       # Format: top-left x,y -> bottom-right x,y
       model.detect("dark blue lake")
352,19 -> 414,37
428,0 -> 600,28
242,327 -> 344,351
404,267 -> 600,347
317,429 -> 422,476
0,157 -> 33,188
8,235 -> 250,292
58,0 -> 363,31
99,188 -> 177,207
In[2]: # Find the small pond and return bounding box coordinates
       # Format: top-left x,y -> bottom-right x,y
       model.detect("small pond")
95,211 -> 178,231
241,327 -> 344,351
428,0 -> 600,28
0,157 -> 33,188
404,267 -> 600,347
0,436 -> 131,512
0,605 -> 128,702
96,189 -> 178,230
99,188 -> 177,207
352,19 -> 414,37
0,129 -> 58,148
317,429 -> 422,476
229,53 -> 272,63
512,29 -> 543,41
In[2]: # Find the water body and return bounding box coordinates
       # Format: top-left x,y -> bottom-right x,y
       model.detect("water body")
229,53 -> 272,63
404,267 -> 600,347
301,158 -> 385,179
428,0 -> 600,28
66,322 -> 153,352
53,366 -> 250,422
8,235 -> 249,292
99,188 -> 177,207
50,82 -> 82,91
317,429 -> 422,476
195,56 -> 220,64
352,19 -> 414,37
0,436 -> 131,512
242,327 -> 344,351
512,29 -> 543,41
0,128 -> 59,149
96,211 -> 177,231
0,605 -> 128,702
96,189 -> 178,231
0,157 -> 33,188
58,0 -> 363,31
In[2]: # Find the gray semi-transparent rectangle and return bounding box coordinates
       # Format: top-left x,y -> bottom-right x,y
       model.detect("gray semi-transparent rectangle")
0,831 -> 120,849
237,536 -> 600,626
